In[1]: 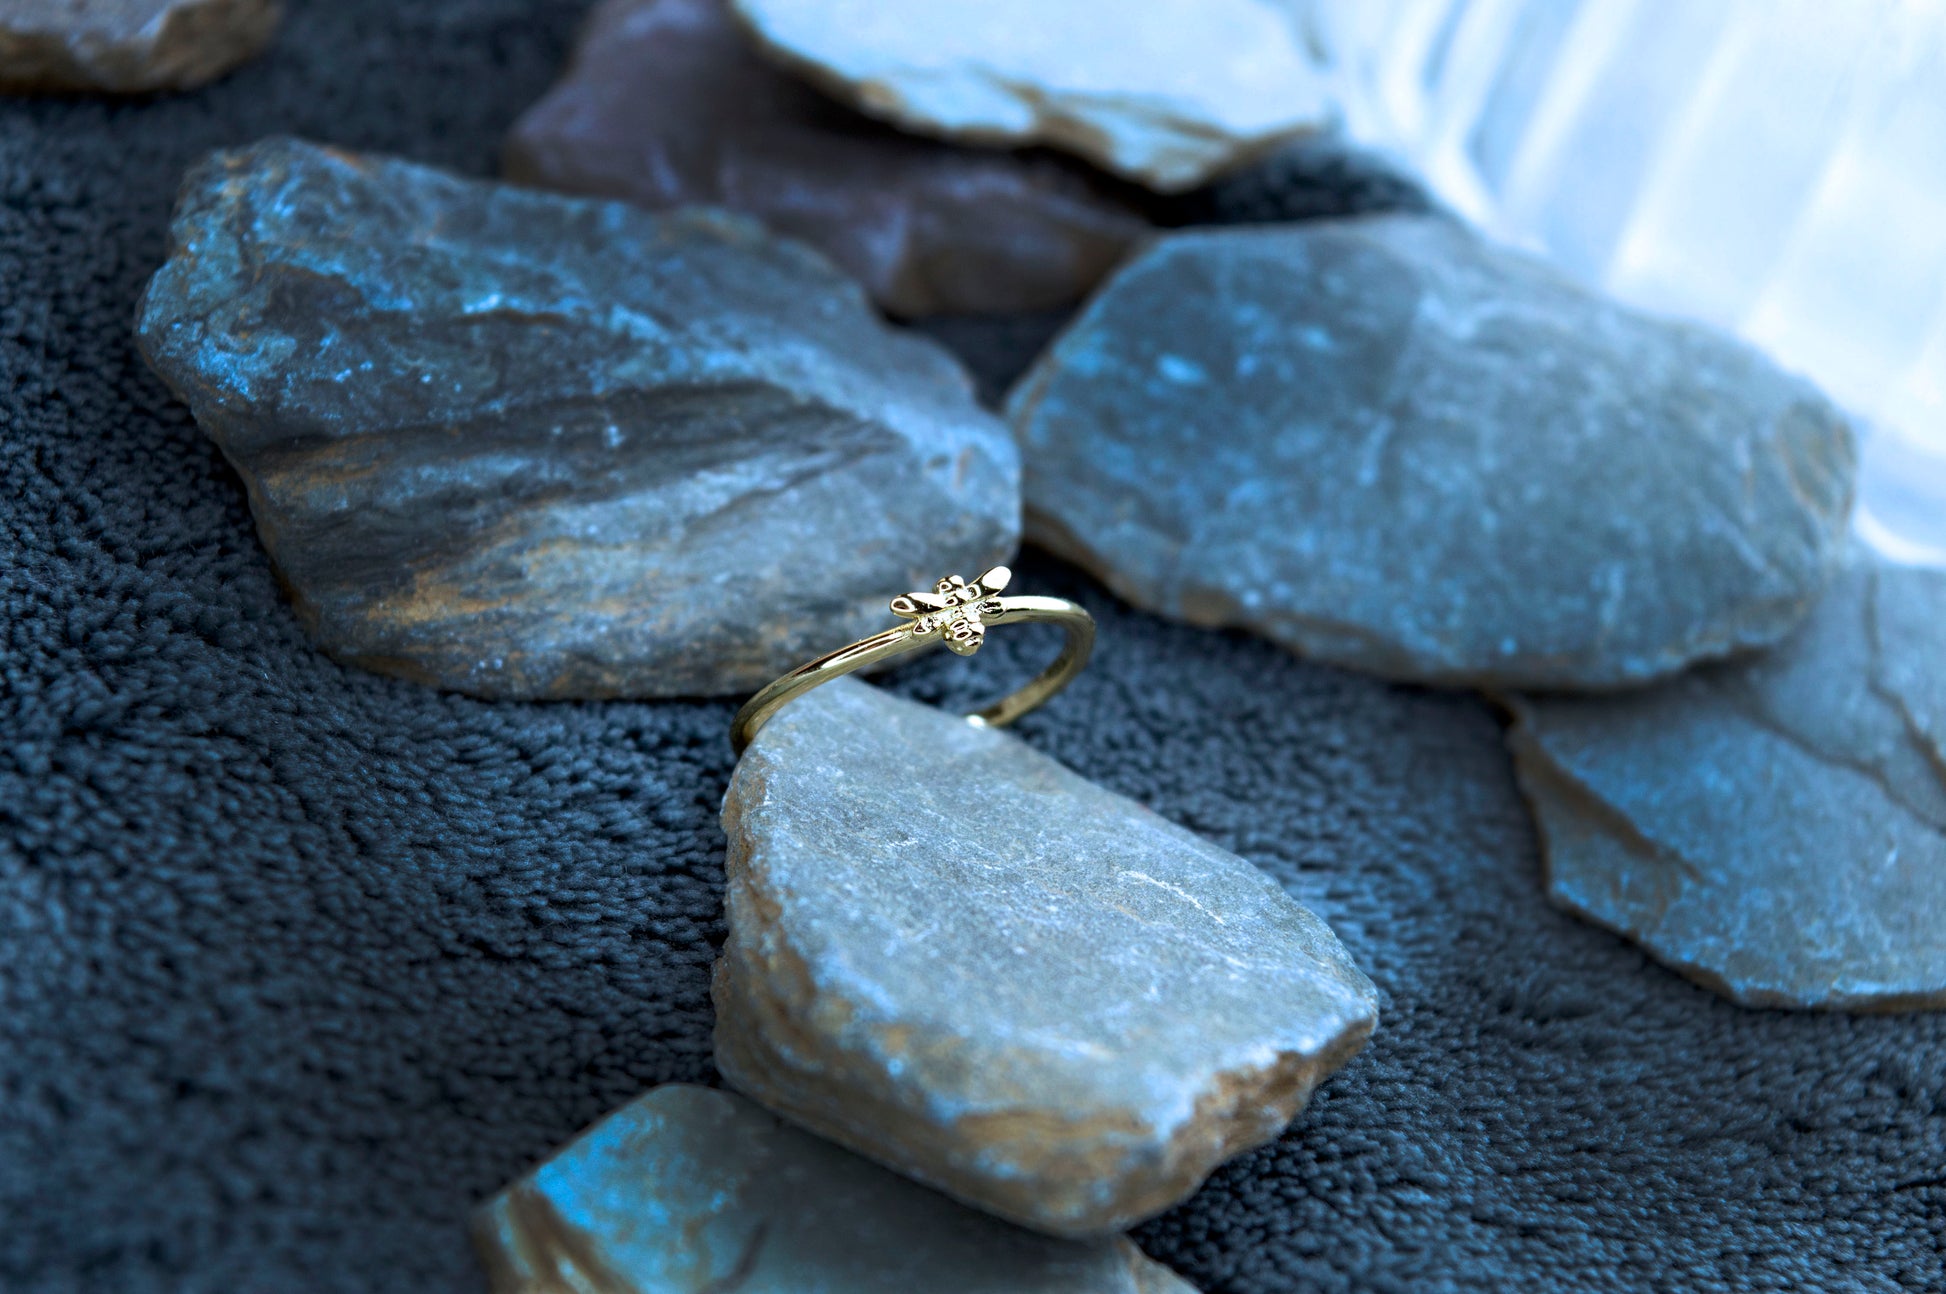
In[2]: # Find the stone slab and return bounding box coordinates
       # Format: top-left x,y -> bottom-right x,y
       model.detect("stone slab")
135,136 -> 1018,699
714,679 -> 1379,1236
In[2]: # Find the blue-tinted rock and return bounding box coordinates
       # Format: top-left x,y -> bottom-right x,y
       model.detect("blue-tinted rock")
714,679 -> 1379,1237
1509,558 -> 1946,1010
135,137 -> 1017,699
0,0 -> 278,93
505,0 -> 1148,317
729,0 -> 1339,193
1009,214 -> 1857,690
474,1084 -> 1198,1293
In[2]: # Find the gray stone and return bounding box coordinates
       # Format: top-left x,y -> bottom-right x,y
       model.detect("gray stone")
0,0 -> 278,93
134,137 -> 1017,700
1009,215 -> 1857,691
714,678 -> 1379,1237
505,0 -> 1149,317
1873,564 -> 1946,757
1507,558 -> 1946,1010
729,0 -> 1339,193
475,1084 -> 1196,1294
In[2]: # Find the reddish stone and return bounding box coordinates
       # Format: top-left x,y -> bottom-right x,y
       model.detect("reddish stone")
0,0 -> 279,94
504,0 -> 1149,317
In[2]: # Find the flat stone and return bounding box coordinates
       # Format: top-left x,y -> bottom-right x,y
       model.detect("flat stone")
0,0 -> 278,93
475,1084 -> 1197,1294
134,137 -> 1017,700
1507,558 -> 1946,1010
714,678 -> 1379,1237
1009,215 -> 1857,690
729,0 -> 1338,193
505,0 -> 1149,317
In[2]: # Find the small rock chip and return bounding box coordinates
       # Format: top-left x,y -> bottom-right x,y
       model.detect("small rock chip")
0,0 -> 278,94
475,1084 -> 1198,1294
135,138 -> 1017,700
714,679 -> 1379,1237
1507,558 -> 1946,1010
1009,215 -> 1857,691
729,0 -> 1338,193
505,0 -> 1149,317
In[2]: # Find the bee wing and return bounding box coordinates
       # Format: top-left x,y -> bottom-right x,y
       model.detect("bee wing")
976,565 -> 1012,595
891,591 -> 952,617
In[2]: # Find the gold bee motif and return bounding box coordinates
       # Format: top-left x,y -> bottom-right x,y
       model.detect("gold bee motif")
890,566 -> 1012,656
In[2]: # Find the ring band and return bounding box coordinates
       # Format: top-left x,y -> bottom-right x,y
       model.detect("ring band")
731,565 -> 1095,755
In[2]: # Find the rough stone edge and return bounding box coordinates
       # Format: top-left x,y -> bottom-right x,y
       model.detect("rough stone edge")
0,0 -> 281,94
1122,1239 -> 1202,1294
130,138 -> 1021,701
1005,222 -> 1856,692
473,1182 -> 635,1294
711,716 -> 1379,1237
722,0 -> 1325,194
472,1173 -> 1204,1294
1867,565 -> 1946,781
1503,700 -> 1946,1014
467,1086 -> 1208,1293
501,0 -> 1158,317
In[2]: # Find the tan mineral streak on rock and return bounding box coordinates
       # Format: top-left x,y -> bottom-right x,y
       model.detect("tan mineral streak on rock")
0,0 -> 279,93
712,678 -> 1379,1235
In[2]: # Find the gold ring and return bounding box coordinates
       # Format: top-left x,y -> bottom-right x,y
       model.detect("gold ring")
730,565 -> 1095,755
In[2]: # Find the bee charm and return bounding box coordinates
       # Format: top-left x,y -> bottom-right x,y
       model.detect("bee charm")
890,566 -> 1012,656
732,561 -> 1092,753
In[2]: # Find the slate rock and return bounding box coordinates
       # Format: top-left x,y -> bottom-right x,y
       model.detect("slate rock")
1009,214 -> 1857,691
1507,558 -> 1946,1010
729,0 -> 1338,193
134,137 -> 1018,700
0,0 -> 278,93
474,1084 -> 1197,1294
713,678 -> 1380,1237
505,0 -> 1149,318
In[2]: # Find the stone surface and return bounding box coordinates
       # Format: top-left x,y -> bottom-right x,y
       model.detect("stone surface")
134,136 -> 1018,700
714,678 -> 1379,1238
11,14 -> 1946,1287
505,0 -> 1149,318
729,0 -> 1338,193
475,1083 -> 1197,1293
0,0 -> 278,93
1009,214 -> 1857,691
1507,558 -> 1946,1010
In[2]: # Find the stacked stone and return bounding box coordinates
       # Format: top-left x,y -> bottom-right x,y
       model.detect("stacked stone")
135,138 -> 1021,701
134,134 -> 1382,1293
122,2 -> 1940,1289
